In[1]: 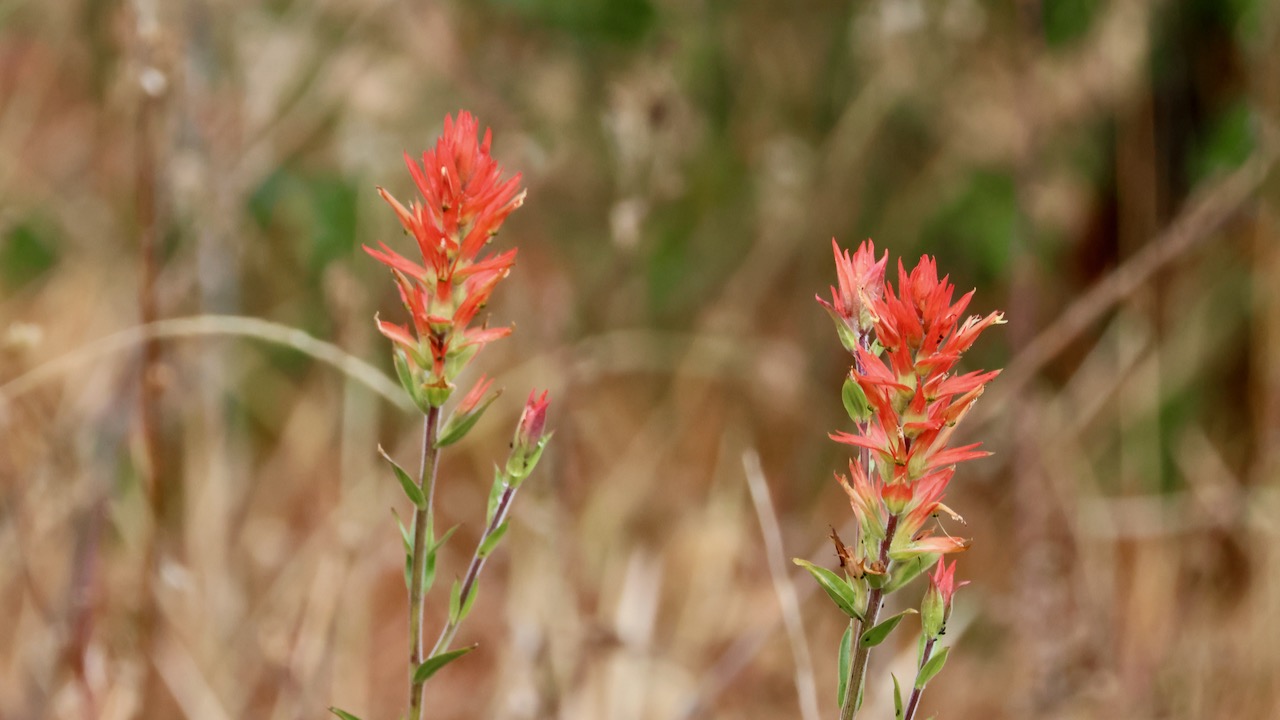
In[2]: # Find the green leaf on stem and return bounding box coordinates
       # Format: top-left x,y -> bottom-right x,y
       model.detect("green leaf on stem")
892,674 -> 904,720
447,577 -> 479,625
393,349 -> 430,413
842,375 -> 872,424
859,609 -> 917,648
378,445 -> 425,509
793,559 -> 863,620
448,579 -> 462,623
422,524 -> 458,594
412,645 -> 477,684
436,390 -> 501,448
459,579 -> 479,621
884,553 -> 939,594
836,624 -> 853,708
478,521 -> 509,559
392,508 -> 412,554
486,467 -> 509,525
328,708 -> 362,720
915,645 -> 950,689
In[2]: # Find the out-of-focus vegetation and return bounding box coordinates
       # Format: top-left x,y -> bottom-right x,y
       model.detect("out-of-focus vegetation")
1,0 -> 1277,718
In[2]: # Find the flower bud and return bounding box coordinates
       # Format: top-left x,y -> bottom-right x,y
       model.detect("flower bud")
507,390 -> 551,483
920,559 -> 967,638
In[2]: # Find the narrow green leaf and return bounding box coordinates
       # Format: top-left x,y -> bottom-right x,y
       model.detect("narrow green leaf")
436,390 -> 501,447
422,525 -> 458,594
328,707 -> 362,720
448,579 -> 462,623
793,559 -> 862,620
892,674 -> 904,720
392,508 -> 413,554
884,554 -> 939,594
914,646 -> 951,689
431,524 -> 459,553
412,645 -> 476,684
458,580 -> 479,622
478,521 -> 509,559
486,467 -> 508,525
378,445 -> 425,508
859,609 -> 917,648
393,350 -> 429,413
836,624 -> 853,708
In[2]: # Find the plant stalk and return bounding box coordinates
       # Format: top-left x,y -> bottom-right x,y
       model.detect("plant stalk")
838,513 -> 898,720
902,637 -> 937,720
428,477 -> 519,657
408,407 -> 443,720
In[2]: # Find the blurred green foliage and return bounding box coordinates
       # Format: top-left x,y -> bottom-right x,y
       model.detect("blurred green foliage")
1,216 -> 59,290
487,0 -> 656,46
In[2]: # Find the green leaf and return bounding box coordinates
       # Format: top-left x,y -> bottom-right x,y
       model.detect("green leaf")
915,646 -> 950,689
478,521 -> 509,559
859,609 -> 917,648
436,390 -> 501,447
842,375 -> 872,425
431,524 -> 458,553
836,624 -> 853,708
378,445 -> 425,508
422,525 -> 458,594
412,645 -> 477,684
328,708 -> 362,720
392,350 -> 429,413
893,673 -> 904,720
486,467 -> 509,525
448,579 -> 462,623
459,580 -> 479,621
392,508 -> 413,554
884,554 -> 939,594
793,559 -> 862,620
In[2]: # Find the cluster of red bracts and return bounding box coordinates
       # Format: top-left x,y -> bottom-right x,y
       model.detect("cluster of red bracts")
821,240 -> 1004,571
364,112 -> 526,408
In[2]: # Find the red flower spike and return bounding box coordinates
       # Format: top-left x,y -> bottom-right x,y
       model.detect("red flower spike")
366,112 -> 526,404
824,242 -> 1003,563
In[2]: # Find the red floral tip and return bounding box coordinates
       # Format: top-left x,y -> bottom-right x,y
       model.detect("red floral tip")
928,558 -> 968,604
366,112 -> 526,402
921,558 -> 969,637
507,390 -> 551,482
817,238 -> 889,351
457,375 -> 495,414
515,390 -> 550,449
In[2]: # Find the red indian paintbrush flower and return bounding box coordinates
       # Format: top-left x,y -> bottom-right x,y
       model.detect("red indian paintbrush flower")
826,248 -> 1004,561
816,238 -> 889,353
367,112 -> 526,408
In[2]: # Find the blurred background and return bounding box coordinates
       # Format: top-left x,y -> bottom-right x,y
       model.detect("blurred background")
2,0 -> 1278,718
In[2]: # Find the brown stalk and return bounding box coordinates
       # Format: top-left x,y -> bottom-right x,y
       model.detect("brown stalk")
408,407 -> 443,720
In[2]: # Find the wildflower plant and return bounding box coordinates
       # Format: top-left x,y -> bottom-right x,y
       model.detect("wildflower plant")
330,112 -> 551,720
796,240 -> 1002,720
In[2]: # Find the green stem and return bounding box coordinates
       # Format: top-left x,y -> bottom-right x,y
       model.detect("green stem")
428,476 -> 518,657
902,637 -> 937,720
408,407 -> 442,720
838,513 -> 899,720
